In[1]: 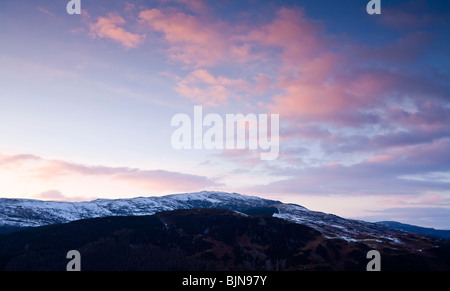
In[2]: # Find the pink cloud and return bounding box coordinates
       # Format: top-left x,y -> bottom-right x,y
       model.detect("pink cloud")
0,154 -> 40,165
138,8 -> 259,67
266,53 -> 401,128
33,190 -> 95,202
89,13 -> 145,49
230,8 -> 394,126
0,154 -> 42,171
137,6 -> 340,107
138,9 -> 227,67
420,194 -> 446,205
245,7 -> 324,66
220,7 -> 444,134
133,4 -> 450,184
136,4 -> 447,161
267,76 -> 381,127
175,69 -> 252,105
37,159 -> 219,192
0,153 -> 219,194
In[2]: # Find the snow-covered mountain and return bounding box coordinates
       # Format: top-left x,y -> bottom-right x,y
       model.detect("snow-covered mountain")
2,191 -> 449,271
0,191 -> 403,244
0,191 -> 279,228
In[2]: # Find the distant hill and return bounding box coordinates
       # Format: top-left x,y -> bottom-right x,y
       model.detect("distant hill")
376,221 -> 450,239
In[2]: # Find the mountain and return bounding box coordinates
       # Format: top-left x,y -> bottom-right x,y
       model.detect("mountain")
1,208 -> 449,271
1,191 -> 450,270
0,191 -> 440,244
376,221 -> 450,239
0,191 -> 280,228
0,191 -> 397,242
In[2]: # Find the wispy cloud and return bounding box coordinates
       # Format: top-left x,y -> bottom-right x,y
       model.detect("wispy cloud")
37,6 -> 56,18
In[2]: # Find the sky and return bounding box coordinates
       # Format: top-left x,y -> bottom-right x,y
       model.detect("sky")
0,0 -> 449,229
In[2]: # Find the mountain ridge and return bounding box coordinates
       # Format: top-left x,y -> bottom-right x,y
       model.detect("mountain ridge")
2,191 -> 450,270
376,221 -> 450,239
0,191 -> 281,228
0,191 -> 446,244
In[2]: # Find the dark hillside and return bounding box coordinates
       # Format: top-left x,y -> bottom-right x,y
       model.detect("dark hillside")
1,209 -> 449,271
